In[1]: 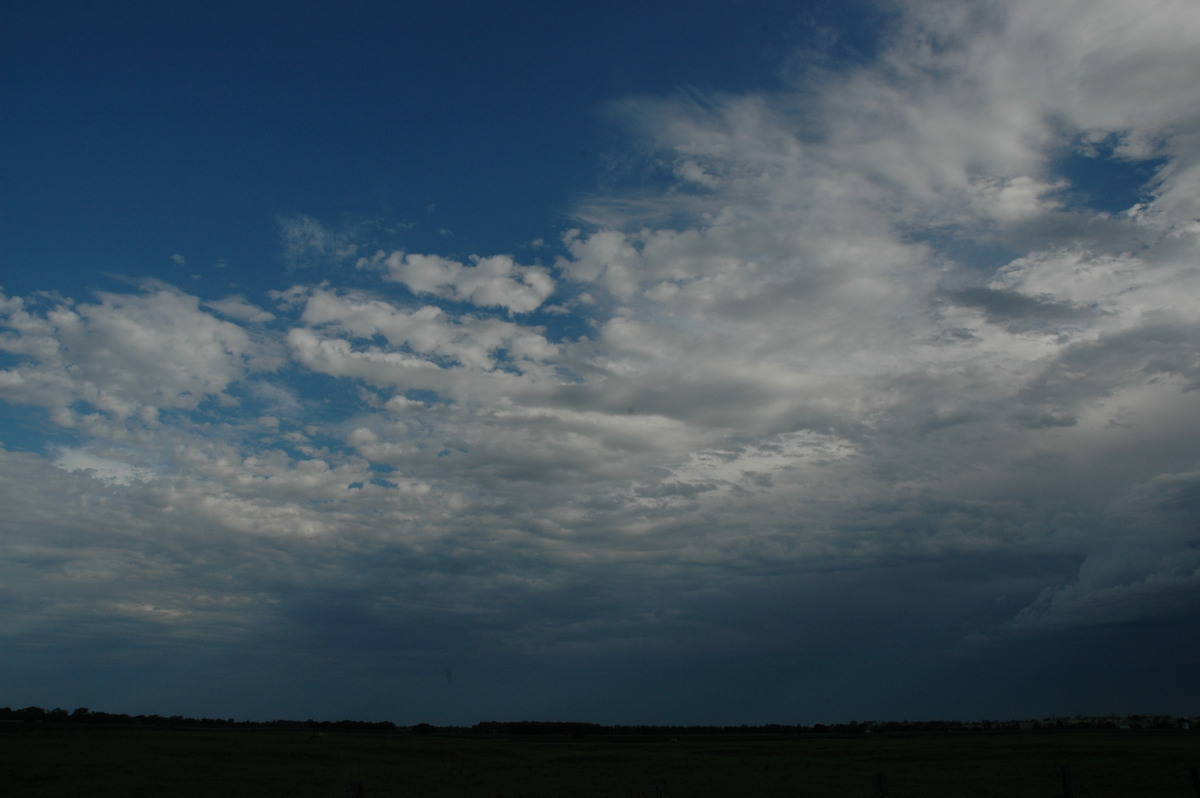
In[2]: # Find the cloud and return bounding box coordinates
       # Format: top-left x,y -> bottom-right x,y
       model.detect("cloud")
278,214 -> 360,270
52,446 -> 159,486
364,250 -> 555,314
205,295 -> 276,324
550,0 -> 1200,641
288,286 -> 560,382
0,286 -> 280,434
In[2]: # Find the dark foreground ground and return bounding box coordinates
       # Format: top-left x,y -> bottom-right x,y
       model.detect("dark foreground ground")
2,725 -> 1197,797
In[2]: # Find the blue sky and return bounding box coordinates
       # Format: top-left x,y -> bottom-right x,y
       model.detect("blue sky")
2,0 -> 1199,725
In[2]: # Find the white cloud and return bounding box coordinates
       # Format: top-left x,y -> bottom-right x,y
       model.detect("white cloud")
372,250 -> 555,314
0,287 -> 279,433
552,0 -> 1200,635
205,295 -> 276,323
290,287 -> 561,389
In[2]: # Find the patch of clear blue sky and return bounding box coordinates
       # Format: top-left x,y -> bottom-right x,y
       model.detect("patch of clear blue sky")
1052,147 -> 1166,214
2,0 -> 887,305
0,403 -> 69,455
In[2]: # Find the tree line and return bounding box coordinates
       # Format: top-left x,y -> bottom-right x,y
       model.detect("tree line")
0,706 -> 395,731
2,706 -> 1192,734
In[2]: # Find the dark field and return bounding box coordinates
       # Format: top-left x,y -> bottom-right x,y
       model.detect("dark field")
2,726 -> 1198,797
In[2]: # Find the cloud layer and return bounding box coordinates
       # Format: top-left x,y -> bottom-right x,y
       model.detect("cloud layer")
2,0 -> 1198,723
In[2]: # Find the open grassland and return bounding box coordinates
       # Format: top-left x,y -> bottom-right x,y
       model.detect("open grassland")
2,726 -> 1198,797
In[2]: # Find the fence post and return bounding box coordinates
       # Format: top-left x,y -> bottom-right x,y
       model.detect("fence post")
1060,764 -> 1074,798
1189,766 -> 1200,798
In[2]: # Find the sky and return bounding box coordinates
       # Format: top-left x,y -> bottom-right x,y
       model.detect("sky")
1,0 -> 1198,726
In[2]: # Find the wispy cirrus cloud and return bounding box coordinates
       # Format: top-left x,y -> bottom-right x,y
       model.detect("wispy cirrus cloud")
278,214 -> 362,271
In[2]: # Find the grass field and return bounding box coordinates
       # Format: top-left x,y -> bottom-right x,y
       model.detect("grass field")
2,726 -> 1198,797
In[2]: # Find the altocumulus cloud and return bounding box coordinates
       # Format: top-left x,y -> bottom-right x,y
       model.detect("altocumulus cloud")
1,0 -> 1199,724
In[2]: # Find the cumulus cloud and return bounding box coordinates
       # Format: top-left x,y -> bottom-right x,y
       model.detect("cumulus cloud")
0,286 -> 279,434
363,249 -> 555,313
286,287 -> 561,391
549,0 -> 1200,638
